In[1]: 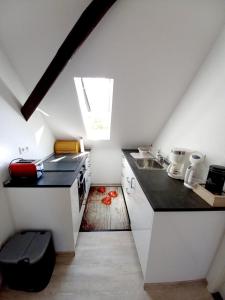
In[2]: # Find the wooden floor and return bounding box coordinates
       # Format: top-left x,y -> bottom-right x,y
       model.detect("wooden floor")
80,186 -> 130,231
0,232 -> 213,300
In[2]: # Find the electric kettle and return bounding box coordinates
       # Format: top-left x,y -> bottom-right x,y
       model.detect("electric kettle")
184,152 -> 204,189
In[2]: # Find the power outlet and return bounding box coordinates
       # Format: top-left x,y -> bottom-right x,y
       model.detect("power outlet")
18,146 -> 29,156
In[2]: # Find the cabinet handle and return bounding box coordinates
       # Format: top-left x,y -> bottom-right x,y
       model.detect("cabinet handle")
131,177 -> 135,189
126,177 -> 130,183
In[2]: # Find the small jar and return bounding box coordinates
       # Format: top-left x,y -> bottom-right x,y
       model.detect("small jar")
205,165 -> 225,195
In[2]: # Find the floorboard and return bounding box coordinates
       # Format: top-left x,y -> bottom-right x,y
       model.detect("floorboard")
0,232 -> 213,300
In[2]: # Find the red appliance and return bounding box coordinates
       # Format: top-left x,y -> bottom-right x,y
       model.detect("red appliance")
9,159 -> 44,180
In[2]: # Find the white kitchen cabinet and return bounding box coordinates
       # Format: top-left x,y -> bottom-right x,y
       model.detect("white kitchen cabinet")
5,178 -> 85,254
121,154 -> 225,284
5,154 -> 92,253
70,179 -> 80,246
130,177 -> 154,276
146,211 -> 225,283
121,155 -> 154,275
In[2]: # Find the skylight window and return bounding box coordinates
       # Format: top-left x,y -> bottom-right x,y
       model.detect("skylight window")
74,77 -> 114,140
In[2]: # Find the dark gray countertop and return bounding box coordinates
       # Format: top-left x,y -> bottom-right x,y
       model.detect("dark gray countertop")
4,153 -> 89,188
122,149 -> 225,212
43,153 -> 85,172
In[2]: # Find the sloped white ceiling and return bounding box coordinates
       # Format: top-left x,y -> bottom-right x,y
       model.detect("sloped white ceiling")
0,0 -> 91,95
0,0 -> 225,148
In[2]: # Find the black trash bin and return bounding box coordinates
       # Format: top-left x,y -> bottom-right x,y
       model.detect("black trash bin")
0,230 -> 55,292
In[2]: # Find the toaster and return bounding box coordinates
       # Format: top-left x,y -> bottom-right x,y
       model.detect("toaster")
9,159 -> 44,180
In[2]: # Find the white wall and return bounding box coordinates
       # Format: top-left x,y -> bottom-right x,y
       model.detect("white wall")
0,45 -> 55,244
1,0 -> 225,183
0,0 -> 91,94
153,24 -> 225,181
89,144 -> 122,184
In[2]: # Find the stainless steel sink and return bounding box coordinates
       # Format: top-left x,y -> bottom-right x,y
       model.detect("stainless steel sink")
134,158 -> 165,170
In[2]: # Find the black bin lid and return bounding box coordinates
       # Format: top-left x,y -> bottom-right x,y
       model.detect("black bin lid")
0,231 -> 52,265
25,232 -> 52,264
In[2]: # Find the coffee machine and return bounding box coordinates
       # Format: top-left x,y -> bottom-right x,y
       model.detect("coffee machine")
167,148 -> 188,179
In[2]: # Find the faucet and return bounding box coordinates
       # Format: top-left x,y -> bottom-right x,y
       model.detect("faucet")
156,150 -> 163,161
156,150 -> 169,166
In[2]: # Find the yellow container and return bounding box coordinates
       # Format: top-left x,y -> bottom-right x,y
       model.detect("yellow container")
54,140 -> 80,154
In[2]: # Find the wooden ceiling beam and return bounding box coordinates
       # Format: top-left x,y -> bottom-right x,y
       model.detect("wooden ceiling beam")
21,0 -> 117,121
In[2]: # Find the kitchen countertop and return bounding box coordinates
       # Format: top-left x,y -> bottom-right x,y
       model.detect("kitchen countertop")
4,152 -> 89,188
122,149 -> 225,211
43,153 -> 86,172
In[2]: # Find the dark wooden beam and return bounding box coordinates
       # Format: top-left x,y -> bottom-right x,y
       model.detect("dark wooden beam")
21,0 -> 117,121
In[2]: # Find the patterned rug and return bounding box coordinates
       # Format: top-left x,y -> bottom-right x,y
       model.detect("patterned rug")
80,186 -> 130,231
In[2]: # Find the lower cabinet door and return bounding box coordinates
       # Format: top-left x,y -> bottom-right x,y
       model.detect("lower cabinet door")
121,155 -> 154,275
70,179 -> 80,245
130,178 -> 154,276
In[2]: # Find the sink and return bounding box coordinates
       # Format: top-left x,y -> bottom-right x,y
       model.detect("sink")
134,158 -> 165,170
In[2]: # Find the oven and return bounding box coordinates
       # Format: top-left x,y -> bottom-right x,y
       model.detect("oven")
77,164 -> 87,211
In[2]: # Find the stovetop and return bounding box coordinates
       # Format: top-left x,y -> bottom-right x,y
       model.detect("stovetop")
43,154 -> 84,172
